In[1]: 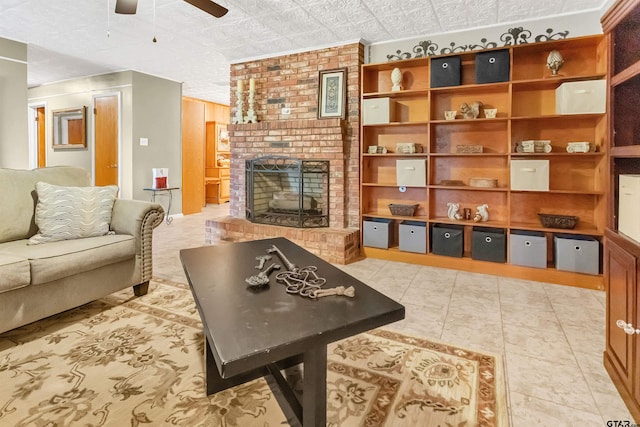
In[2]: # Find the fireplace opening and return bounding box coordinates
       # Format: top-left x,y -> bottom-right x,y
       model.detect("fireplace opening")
245,156 -> 329,228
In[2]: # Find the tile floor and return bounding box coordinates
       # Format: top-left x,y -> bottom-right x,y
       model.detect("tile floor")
153,204 -> 634,426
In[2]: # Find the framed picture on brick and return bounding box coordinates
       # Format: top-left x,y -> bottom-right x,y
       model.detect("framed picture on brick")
318,68 -> 347,119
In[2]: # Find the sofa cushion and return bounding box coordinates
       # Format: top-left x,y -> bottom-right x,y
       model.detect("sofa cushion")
0,234 -> 135,285
0,167 -> 90,244
0,254 -> 30,294
29,182 -> 118,244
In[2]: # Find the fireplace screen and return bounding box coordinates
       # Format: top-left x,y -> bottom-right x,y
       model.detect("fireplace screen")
246,156 -> 329,228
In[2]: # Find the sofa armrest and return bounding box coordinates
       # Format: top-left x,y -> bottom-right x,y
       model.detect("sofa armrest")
110,199 -> 164,283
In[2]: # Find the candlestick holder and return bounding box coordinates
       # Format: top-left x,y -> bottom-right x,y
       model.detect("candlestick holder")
244,88 -> 258,123
232,89 -> 244,124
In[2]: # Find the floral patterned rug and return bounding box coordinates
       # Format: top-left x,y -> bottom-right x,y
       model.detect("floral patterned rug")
0,278 -> 508,426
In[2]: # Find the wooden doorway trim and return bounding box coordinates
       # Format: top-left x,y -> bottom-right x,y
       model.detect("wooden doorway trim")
28,102 -> 47,169
93,93 -> 121,187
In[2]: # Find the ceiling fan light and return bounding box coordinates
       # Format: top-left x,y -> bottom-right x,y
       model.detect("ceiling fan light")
115,0 -> 138,14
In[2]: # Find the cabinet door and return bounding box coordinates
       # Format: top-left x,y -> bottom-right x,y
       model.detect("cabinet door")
220,178 -> 230,199
605,237 -> 637,391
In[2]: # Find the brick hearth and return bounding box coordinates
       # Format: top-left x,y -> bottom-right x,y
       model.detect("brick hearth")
205,217 -> 360,264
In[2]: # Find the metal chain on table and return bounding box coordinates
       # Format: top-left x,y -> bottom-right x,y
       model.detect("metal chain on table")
246,244 -> 355,299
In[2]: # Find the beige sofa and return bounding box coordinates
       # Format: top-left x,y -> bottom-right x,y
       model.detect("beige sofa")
0,166 -> 165,334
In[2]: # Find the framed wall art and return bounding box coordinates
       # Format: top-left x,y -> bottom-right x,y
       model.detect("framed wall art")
317,68 -> 347,119
217,123 -> 230,152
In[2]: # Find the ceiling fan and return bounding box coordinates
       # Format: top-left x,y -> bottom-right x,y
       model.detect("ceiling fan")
115,0 -> 228,18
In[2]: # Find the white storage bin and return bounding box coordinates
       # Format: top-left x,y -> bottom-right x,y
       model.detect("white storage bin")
555,80 -> 606,115
396,159 -> 426,187
362,98 -> 395,124
619,174 -> 640,243
510,160 -> 549,191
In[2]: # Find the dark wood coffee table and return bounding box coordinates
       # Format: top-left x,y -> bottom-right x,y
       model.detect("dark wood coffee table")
180,237 -> 405,427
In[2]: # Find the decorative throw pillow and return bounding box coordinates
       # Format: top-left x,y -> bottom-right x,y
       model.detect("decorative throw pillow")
28,182 -> 118,244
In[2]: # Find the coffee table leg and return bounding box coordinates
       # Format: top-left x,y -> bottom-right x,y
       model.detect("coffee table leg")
302,344 -> 327,426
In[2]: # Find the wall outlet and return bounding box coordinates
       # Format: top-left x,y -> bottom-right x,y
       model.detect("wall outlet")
281,107 -> 291,115
139,137 -> 148,146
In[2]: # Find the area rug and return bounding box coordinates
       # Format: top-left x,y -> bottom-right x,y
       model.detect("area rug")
0,278 -> 508,427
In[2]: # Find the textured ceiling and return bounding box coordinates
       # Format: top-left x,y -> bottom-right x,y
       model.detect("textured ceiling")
0,0 -> 606,105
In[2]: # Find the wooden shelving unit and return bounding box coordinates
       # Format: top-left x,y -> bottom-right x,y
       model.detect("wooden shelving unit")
360,34 -> 608,289
602,0 -> 640,421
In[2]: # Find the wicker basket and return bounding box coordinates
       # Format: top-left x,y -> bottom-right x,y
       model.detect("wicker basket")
389,203 -> 418,216
538,213 -> 579,229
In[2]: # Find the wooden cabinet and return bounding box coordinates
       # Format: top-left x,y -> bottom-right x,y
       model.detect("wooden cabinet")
360,34 -> 608,289
602,0 -> 640,420
205,121 -> 230,204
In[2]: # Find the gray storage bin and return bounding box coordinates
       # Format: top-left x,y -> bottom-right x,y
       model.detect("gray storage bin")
472,227 -> 506,263
399,220 -> 427,253
554,234 -> 600,275
363,218 -> 394,249
431,224 -> 464,257
510,230 -> 547,269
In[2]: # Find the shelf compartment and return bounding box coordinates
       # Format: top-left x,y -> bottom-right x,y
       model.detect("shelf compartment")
362,155 -> 427,185
509,155 -> 606,193
612,5 -> 640,75
430,155 -> 509,188
511,35 -> 607,81
510,192 -> 604,234
613,72 -> 640,147
361,186 -> 428,218
430,188 -> 508,223
362,59 -> 429,94
431,121 -> 508,154
511,115 -> 608,153
362,124 -> 428,154
430,84 -> 509,120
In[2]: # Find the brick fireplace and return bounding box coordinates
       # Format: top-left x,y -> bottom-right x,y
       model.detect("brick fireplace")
205,42 -> 364,264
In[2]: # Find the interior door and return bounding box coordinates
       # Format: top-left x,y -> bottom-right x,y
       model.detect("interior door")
94,95 -> 119,186
181,98 -> 205,214
36,107 -> 46,167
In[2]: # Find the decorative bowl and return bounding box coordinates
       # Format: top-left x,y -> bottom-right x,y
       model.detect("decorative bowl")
538,213 -> 579,229
389,203 -> 418,216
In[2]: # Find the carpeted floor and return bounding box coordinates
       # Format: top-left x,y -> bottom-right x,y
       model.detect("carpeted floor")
0,278 -> 508,426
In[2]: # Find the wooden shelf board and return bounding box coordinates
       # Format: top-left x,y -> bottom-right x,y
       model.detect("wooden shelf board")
362,247 -> 604,290
362,89 -> 430,98
429,217 -> 508,228
362,212 -> 428,221
361,183 -> 427,188
362,121 -> 430,127
511,74 -> 607,89
510,152 -> 606,158
431,117 -> 509,124
509,221 -> 602,236
429,185 -> 508,192
430,153 -> 508,157
362,153 -> 428,157
509,189 -> 604,196
511,113 -> 605,121
610,146 -> 640,157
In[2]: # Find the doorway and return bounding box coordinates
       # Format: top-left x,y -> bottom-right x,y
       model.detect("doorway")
28,102 -> 47,169
93,94 -> 120,186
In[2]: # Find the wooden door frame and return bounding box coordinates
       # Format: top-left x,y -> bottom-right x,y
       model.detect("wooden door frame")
27,101 -> 47,169
92,92 -> 122,187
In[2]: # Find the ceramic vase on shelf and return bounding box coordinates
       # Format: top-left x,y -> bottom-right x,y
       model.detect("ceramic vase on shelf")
391,67 -> 402,91
546,50 -> 564,76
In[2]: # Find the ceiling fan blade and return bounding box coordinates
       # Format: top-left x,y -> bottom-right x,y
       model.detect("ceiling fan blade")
183,0 -> 228,18
115,0 -> 138,14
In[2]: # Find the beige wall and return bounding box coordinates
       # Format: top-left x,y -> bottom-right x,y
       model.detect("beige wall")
28,71 -> 183,211
0,37 -> 28,168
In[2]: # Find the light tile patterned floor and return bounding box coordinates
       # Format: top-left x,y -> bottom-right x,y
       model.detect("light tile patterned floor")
152,204 -> 634,426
